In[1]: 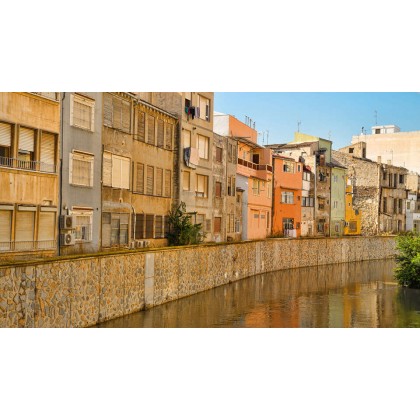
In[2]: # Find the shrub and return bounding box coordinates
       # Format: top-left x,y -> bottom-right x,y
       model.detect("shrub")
166,202 -> 205,246
395,231 -> 420,288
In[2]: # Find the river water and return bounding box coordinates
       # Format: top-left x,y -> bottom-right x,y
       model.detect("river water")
96,259 -> 420,328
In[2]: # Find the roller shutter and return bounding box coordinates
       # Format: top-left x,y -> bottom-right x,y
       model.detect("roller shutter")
0,122 -> 11,147
40,132 -> 55,172
19,127 -> 35,152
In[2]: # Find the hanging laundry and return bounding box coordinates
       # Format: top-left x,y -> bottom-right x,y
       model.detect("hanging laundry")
190,106 -> 196,119
184,147 -> 191,166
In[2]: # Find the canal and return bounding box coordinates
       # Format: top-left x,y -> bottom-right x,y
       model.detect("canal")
96,259 -> 420,327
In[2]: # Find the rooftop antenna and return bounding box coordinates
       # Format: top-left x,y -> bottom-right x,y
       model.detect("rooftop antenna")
374,110 -> 378,125
328,131 -> 331,140
266,130 -> 269,145
297,121 -> 301,132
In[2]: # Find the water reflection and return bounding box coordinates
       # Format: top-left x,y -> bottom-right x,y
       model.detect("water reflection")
96,259 -> 420,328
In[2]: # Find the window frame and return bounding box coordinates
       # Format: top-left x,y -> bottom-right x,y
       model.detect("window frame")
70,93 -> 95,132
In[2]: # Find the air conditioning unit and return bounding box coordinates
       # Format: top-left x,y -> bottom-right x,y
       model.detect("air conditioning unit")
144,240 -> 150,248
129,241 -> 136,249
60,215 -> 75,230
60,232 -> 76,246
135,240 -> 144,248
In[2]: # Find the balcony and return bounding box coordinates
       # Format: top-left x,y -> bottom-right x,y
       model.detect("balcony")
237,158 -> 272,180
0,156 -> 56,173
0,240 -> 57,252
237,158 -> 272,172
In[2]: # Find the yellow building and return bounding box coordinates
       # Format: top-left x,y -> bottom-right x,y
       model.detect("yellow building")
344,176 -> 361,235
0,92 -> 60,261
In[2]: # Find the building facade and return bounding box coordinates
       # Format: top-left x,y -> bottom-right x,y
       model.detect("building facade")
0,92 -> 60,261
344,176 -> 362,235
329,160 -> 346,237
60,92 -> 102,255
272,155 -> 302,237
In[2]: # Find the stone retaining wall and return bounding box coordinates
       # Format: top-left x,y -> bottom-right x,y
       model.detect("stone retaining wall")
0,236 -> 397,328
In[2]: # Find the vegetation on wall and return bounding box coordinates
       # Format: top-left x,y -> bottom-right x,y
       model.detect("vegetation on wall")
395,232 -> 420,288
166,202 -> 205,246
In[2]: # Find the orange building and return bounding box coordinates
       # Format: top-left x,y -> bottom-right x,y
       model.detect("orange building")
214,113 -> 273,240
272,155 -> 303,237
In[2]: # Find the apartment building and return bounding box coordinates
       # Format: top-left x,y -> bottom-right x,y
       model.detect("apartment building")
60,92 -> 102,255
272,155 -> 302,237
150,93 -> 216,241
214,113 -> 272,240
0,92 -> 60,261
101,93 -> 177,249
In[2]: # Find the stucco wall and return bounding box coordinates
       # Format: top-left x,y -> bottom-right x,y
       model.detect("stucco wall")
0,236 -> 396,328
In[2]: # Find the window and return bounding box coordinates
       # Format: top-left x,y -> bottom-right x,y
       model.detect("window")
165,123 -> 173,149
399,174 -> 405,184
183,171 -> 190,191
146,165 -> 154,195
183,130 -> 191,148
302,197 -> 314,207
164,170 -> 171,197
111,213 -> 129,245
349,221 -> 357,232
146,215 -> 154,238
297,165 -> 301,172
155,216 -> 164,238
136,163 -> 144,193
40,132 -> 56,172
383,197 -> 387,213
15,207 -> 35,250
197,95 -> 210,121
283,218 -> 294,231
0,122 -> 12,167
137,110 -> 146,142
72,208 -> 93,242
70,152 -> 94,187
157,119 -> 164,148
399,199 -> 403,214
303,171 -> 311,181
147,115 -> 155,144
216,147 -> 223,162
317,219 -> 325,233
333,201 -> 338,209
349,147 -> 354,154
283,161 -> 294,173
319,171 -> 327,182
281,191 -> 294,204
185,92 -> 191,109
318,199 -> 325,210
18,127 -> 35,168
228,143 -> 233,162
103,93 -> 131,133
112,155 -> 130,189
333,175 -> 338,183
407,201 -> 411,210
0,209 -> 12,250
228,176 -> 236,196
214,217 -> 221,233
252,179 -> 259,195
156,168 -> 163,196
196,174 -> 208,197
198,135 -> 209,159
394,198 -> 398,214
267,180 -> 272,198
394,174 -> 397,188
215,181 -> 222,198
71,94 -> 95,131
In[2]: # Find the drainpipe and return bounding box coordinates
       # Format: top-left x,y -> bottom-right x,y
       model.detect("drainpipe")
58,92 -> 66,256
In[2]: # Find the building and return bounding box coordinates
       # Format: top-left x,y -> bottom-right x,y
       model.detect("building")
268,132 -> 333,236
214,113 -> 273,240
0,92 -> 60,261
60,92 -> 102,255
149,93 -> 217,242
272,155 -> 302,237
348,125 -> 420,174
332,150 -> 408,235
344,176 -> 362,235
329,158 -> 347,237
101,93 -> 177,249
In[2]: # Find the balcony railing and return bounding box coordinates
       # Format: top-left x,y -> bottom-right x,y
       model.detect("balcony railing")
0,156 -> 56,173
237,158 -> 272,172
0,240 -> 57,252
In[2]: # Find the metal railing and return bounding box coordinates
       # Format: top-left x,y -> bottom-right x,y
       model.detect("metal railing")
237,158 -> 272,172
0,156 -> 56,173
0,240 -> 57,252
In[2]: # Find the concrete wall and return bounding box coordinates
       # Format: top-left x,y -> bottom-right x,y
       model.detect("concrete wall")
0,236 -> 396,328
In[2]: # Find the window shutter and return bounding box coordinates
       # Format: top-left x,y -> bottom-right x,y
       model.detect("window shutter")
19,127 -> 35,152
40,132 -> 55,171
102,212 -> 111,247
103,152 -> 112,186
164,170 -> 171,197
15,211 -> 35,242
38,212 -> 55,242
136,163 -> 144,193
157,119 -> 164,148
155,216 -> 163,238
112,155 -> 122,188
112,97 -> 122,130
135,214 -> 145,239
165,123 -> 172,149
147,115 -> 155,144
121,157 -> 130,189
122,100 -> 131,133
147,165 -> 154,195
137,111 -> 145,142
156,168 -> 163,196
183,130 -> 191,148
0,210 -> 12,245
103,94 -> 113,126
0,122 -> 11,147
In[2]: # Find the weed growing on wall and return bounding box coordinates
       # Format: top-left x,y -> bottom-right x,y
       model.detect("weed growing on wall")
395,232 -> 420,288
166,202 -> 205,246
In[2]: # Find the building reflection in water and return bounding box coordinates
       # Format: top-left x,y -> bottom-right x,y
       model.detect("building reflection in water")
96,259 -> 420,328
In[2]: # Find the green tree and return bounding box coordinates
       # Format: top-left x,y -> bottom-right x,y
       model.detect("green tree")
166,202 -> 205,246
395,232 -> 420,288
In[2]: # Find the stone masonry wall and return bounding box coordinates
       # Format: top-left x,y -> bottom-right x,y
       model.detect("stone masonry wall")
0,236 -> 396,328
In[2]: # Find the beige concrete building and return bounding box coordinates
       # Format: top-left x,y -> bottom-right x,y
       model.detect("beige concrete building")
0,92 -> 60,261
349,125 -> 420,174
101,93 -> 177,249
332,150 -> 408,235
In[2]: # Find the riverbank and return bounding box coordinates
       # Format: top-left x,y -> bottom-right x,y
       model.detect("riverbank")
0,236 -> 396,327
